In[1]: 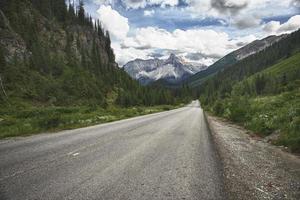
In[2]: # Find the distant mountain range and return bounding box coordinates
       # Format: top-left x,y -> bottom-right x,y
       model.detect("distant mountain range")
123,34 -> 287,87
186,34 -> 287,87
123,54 -> 207,85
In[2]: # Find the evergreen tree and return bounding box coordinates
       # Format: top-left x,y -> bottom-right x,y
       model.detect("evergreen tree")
254,74 -> 266,95
77,0 -> 85,25
105,31 -> 115,63
68,1 -> 76,21
0,46 -> 5,72
53,0 -> 67,22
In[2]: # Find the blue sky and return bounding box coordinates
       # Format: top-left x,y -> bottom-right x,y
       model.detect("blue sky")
79,0 -> 300,66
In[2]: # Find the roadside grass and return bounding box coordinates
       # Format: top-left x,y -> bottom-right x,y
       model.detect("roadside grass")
0,104 -> 181,139
247,92 -> 300,152
207,90 -> 300,152
203,53 -> 300,153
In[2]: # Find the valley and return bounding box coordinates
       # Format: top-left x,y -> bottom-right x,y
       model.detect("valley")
0,0 -> 300,199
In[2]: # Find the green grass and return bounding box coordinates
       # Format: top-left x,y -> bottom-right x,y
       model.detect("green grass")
204,52 -> 300,152
207,91 -> 300,152
0,104 -> 181,139
248,92 -> 300,152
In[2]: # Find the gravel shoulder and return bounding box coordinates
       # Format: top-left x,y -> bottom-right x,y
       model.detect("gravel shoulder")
205,113 -> 300,200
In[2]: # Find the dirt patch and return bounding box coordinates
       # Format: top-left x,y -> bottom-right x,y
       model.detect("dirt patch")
205,113 -> 300,200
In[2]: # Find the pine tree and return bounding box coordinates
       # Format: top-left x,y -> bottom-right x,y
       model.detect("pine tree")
0,46 -> 6,72
68,1 -> 76,22
53,0 -> 67,22
77,0 -> 85,25
0,0 -> 9,12
31,0 -> 51,18
105,31 -> 115,63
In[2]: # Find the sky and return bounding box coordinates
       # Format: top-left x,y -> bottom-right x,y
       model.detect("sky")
79,0 -> 300,66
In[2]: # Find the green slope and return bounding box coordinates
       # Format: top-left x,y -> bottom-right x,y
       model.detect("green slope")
0,0 -> 183,108
263,52 -> 300,75
199,29 -> 300,152
187,35 -> 286,88
187,54 -> 237,87
0,0 -> 190,138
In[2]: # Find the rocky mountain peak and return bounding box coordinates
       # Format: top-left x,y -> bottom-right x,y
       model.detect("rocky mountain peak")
123,54 -> 207,85
165,53 -> 180,64
168,53 -> 177,60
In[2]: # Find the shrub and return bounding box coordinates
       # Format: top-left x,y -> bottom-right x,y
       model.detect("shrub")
213,100 -> 224,116
227,96 -> 250,123
246,114 -> 274,135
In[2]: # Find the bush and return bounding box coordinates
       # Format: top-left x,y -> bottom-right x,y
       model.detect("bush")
213,100 -> 224,116
227,96 -> 250,123
38,114 -> 63,129
246,114 -> 274,135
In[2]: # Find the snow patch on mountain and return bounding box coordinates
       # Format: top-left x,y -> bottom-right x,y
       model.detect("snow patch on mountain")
123,54 -> 207,85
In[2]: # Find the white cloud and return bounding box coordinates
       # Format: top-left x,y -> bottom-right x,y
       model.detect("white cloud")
119,27 -> 257,66
150,0 -> 179,7
233,16 -> 261,29
263,15 -> 300,34
93,1 -> 297,66
97,5 -> 129,40
292,0 -> 300,8
122,0 -> 179,9
112,42 -> 151,66
92,0 -> 114,5
263,21 -> 281,33
278,15 -> 300,32
121,0 -> 146,9
185,0 -> 295,30
144,10 -> 155,16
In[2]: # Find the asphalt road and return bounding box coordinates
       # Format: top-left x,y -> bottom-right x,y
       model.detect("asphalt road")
0,101 -> 224,200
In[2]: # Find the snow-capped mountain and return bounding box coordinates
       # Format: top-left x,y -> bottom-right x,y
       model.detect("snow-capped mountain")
123,54 -> 207,85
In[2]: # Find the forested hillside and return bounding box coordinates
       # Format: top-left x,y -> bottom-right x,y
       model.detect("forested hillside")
0,0 -> 190,137
199,29 -> 300,152
0,0 -> 187,108
186,34 -> 285,88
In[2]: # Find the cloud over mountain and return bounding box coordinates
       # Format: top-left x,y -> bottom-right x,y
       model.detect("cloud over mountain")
88,0 -> 300,66
263,15 -> 300,35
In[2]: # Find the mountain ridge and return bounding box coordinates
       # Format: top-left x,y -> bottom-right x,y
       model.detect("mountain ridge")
186,34 -> 287,87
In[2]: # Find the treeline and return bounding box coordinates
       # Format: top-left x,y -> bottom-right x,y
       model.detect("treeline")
0,0 -> 189,108
2,0 -> 90,24
116,83 -> 193,107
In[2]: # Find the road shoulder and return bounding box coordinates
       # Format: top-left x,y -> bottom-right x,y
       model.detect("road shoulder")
205,113 -> 300,200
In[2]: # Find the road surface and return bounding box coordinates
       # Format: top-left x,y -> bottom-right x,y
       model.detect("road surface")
0,101 -> 224,200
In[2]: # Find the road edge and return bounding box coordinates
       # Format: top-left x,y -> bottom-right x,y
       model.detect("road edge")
204,112 -> 300,199
202,111 -> 229,200
203,111 -> 259,199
